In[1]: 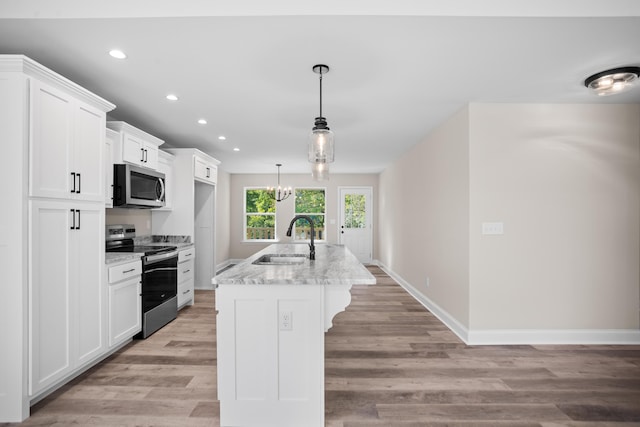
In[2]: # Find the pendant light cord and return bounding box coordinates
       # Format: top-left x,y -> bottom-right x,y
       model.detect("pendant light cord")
319,69 -> 323,118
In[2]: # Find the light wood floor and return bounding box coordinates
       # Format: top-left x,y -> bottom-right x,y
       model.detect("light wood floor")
4,266 -> 640,426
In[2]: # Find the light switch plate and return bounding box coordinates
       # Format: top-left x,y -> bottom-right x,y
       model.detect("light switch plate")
482,222 -> 504,235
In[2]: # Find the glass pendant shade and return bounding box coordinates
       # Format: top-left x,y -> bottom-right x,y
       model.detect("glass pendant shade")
311,162 -> 329,181
308,125 -> 335,163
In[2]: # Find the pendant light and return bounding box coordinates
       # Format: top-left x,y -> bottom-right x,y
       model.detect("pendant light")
268,164 -> 291,202
311,162 -> 329,181
308,64 -> 335,164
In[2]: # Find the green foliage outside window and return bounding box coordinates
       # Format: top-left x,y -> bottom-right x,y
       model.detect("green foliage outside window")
294,189 -> 325,240
344,194 -> 366,228
245,188 -> 276,240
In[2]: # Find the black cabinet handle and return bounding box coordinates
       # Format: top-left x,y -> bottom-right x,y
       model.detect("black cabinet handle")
122,268 -> 136,274
141,148 -> 145,162
77,173 -> 81,194
206,167 -> 210,178
70,209 -> 75,229
71,172 -> 76,193
76,209 -> 80,230
143,149 -> 148,163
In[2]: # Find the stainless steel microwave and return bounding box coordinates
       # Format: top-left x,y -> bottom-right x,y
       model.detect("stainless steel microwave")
113,164 -> 165,208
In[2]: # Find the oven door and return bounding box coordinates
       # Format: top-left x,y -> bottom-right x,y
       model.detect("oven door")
142,251 -> 178,312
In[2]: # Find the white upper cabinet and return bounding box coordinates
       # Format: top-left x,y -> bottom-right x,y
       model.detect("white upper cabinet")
194,152 -> 219,185
30,79 -> 106,202
107,121 -> 164,170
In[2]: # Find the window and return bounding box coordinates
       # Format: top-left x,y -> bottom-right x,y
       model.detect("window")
244,188 -> 276,241
293,188 -> 325,241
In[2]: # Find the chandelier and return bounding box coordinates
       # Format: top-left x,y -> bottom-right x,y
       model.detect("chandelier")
308,64 -> 334,178
268,163 -> 291,202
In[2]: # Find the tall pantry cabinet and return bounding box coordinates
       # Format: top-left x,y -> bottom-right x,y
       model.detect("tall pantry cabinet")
0,56 -> 115,422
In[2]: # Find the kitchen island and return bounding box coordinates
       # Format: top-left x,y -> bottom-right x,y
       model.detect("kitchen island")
213,243 -> 375,427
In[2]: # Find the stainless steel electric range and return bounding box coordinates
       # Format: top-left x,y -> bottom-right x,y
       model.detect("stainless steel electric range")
106,224 -> 178,338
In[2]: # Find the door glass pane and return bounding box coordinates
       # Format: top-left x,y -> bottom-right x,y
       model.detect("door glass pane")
344,194 -> 366,229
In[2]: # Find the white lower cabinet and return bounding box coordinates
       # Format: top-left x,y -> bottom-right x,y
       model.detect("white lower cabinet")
107,260 -> 142,348
29,200 -> 105,396
177,248 -> 195,309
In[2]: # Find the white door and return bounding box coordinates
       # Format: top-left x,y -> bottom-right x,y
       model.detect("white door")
338,187 -> 372,264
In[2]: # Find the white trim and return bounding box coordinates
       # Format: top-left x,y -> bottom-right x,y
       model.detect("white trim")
375,261 -> 640,346
467,329 -> 640,345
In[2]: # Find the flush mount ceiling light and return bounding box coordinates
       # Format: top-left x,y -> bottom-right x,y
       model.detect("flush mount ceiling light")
584,66 -> 640,96
308,64 -> 335,165
166,94 -> 179,101
268,164 -> 292,202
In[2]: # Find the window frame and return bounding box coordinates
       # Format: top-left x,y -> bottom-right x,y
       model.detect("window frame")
243,186 -> 277,242
292,187 -> 327,242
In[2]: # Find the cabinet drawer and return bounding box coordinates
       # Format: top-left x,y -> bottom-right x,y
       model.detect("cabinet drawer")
108,260 -> 142,284
177,280 -> 194,307
179,247 -> 195,262
178,260 -> 194,283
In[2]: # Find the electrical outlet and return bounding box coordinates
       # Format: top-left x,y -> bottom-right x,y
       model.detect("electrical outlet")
280,311 -> 293,331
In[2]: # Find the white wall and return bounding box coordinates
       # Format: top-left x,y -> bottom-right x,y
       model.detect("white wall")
469,103 -> 640,333
229,173 -> 378,260
379,103 -> 640,344
379,107 -> 471,328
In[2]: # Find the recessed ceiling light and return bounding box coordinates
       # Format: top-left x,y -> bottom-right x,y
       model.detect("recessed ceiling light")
218,135 -> 226,141
166,94 -> 179,101
109,49 -> 127,59
233,147 -> 240,152
198,119 -> 207,125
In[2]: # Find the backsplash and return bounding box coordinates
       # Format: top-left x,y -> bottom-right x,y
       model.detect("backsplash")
105,209 -> 152,235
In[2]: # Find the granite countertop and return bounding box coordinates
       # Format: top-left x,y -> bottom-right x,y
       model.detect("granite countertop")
105,252 -> 143,265
213,243 -> 376,286
105,236 -> 194,265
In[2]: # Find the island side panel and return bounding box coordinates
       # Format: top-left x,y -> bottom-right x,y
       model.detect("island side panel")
216,284 -> 325,427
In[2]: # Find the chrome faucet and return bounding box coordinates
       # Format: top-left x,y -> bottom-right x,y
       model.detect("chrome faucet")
286,215 -> 315,260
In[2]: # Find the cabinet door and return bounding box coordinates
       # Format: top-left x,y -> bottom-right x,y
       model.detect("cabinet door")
30,80 -> 73,199
194,156 -> 216,184
109,277 -> 142,347
104,131 -> 116,207
143,143 -> 159,170
29,200 -> 73,395
73,103 -> 104,202
122,133 -> 145,166
73,205 -> 105,366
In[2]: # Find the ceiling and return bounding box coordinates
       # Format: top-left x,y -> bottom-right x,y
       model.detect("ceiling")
1,0 -> 639,174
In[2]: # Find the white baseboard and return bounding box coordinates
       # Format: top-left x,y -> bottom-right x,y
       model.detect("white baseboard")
376,262 -> 470,343
376,262 -> 640,346
467,329 -> 640,345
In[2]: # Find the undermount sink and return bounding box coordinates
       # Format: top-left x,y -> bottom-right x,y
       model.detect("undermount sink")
252,253 -> 308,265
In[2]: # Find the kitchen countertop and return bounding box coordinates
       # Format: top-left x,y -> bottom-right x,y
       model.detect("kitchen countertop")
212,243 -> 376,286
105,241 -> 194,265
